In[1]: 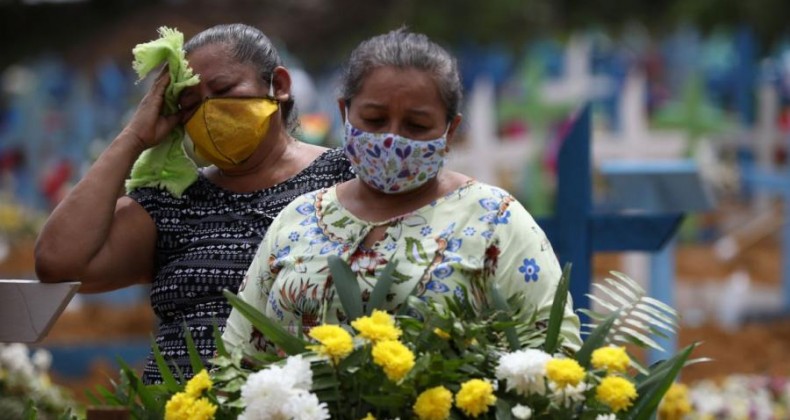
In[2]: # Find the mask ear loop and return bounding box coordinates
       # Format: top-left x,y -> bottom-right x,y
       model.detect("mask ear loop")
268,75 -> 275,98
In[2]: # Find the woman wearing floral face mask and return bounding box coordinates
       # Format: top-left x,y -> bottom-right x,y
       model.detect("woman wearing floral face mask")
35,24 -> 354,384
223,28 -> 581,353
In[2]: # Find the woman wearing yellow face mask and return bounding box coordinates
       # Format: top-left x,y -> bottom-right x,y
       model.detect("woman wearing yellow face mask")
34,24 -> 354,384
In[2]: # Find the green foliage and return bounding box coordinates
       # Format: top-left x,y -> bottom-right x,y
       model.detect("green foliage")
96,257 -> 697,419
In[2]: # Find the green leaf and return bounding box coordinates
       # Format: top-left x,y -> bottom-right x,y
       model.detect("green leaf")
544,263 -> 571,353
495,398 -> 513,420
488,281 -> 520,351
182,321 -> 206,373
23,399 -> 37,420
212,318 -> 229,358
117,358 -> 159,412
628,343 -> 697,420
362,394 -> 409,409
328,255 -> 364,321
84,389 -> 103,406
223,289 -> 308,355
367,260 -> 398,314
151,336 -> 179,392
575,311 -> 618,368
96,384 -> 122,405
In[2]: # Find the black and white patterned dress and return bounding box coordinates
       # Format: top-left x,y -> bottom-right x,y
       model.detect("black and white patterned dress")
128,148 -> 354,384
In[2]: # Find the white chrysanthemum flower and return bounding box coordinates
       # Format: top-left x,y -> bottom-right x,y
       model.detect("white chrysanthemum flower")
0,343 -> 35,382
511,404 -> 533,419
283,390 -> 330,420
283,355 -> 313,391
548,381 -> 587,408
239,368 -> 297,420
689,380 -> 725,415
32,349 -> 52,372
594,414 -> 616,420
495,348 -> 552,396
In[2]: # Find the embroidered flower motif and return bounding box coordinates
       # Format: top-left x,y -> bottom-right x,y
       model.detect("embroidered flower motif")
432,264 -> 454,280
349,248 -> 388,276
288,232 -> 300,241
481,230 -> 494,240
420,226 -> 433,236
483,245 -> 500,277
454,286 -> 465,301
385,242 -> 398,251
463,227 -> 476,236
295,202 -> 316,215
426,280 -> 450,293
518,258 -> 541,282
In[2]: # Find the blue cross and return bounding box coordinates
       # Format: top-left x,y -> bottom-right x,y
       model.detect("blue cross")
536,104 -> 684,313
741,165 -> 790,312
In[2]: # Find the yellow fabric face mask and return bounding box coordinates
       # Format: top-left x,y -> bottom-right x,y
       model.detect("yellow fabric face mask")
185,97 -> 279,170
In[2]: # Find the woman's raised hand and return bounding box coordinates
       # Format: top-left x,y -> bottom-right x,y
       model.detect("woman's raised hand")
121,69 -> 183,151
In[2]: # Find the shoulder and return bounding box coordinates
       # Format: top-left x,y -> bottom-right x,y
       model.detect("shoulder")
268,187 -> 327,229
302,147 -> 354,179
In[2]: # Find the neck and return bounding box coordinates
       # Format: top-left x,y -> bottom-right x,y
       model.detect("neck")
218,130 -> 295,179
343,173 -> 446,222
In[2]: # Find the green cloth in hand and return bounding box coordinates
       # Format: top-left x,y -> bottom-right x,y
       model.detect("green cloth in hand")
125,26 -> 200,197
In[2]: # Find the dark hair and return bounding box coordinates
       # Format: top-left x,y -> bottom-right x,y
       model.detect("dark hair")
339,28 -> 462,121
184,23 -> 298,131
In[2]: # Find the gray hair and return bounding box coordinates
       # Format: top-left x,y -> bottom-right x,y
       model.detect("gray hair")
339,28 -> 463,122
184,23 -> 298,130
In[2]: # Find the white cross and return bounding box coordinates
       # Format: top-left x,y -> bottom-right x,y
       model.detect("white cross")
593,70 -> 687,163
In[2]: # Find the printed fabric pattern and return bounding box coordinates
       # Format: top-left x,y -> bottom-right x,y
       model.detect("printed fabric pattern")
128,148 -> 354,384
343,121 -> 447,193
223,181 -> 581,355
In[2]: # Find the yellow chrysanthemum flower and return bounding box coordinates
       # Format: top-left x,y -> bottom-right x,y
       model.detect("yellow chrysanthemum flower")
433,328 -> 451,340
165,392 -> 217,420
185,369 -> 213,397
361,413 -> 376,420
371,340 -> 415,382
591,346 -> 631,373
659,383 -> 692,420
351,310 -> 402,342
413,386 -> 453,420
308,325 -> 354,363
596,376 -> 638,413
455,379 -> 496,418
546,358 -> 586,387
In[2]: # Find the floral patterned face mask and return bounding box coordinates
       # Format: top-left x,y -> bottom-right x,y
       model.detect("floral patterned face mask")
342,116 -> 449,194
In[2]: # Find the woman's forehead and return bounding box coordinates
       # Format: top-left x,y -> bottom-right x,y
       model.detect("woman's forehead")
354,66 -> 444,111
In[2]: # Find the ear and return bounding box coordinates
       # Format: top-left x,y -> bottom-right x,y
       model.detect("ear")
337,98 -> 347,122
446,114 -> 463,151
271,66 -> 292,101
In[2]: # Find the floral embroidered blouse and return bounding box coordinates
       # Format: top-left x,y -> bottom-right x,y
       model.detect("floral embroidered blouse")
223,181 -> 581,353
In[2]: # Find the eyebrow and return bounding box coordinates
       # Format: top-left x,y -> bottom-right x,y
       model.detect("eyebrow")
357,103 -> 436,117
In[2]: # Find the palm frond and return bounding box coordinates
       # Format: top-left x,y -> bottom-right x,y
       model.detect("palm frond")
586,271 -> 679,353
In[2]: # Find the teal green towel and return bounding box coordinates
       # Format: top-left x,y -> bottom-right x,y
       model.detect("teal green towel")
125,27 -> 200,197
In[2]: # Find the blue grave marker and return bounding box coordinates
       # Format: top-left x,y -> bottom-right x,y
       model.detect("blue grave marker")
741,165 -> 790,312
536,104 -> 684,317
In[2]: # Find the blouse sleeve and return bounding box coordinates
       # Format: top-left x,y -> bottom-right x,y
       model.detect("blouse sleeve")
222,215 -> 280,355
487,196 -> 582,351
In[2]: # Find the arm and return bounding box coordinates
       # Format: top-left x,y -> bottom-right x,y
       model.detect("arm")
35,71 -> 181,293
488,197 -> 583,351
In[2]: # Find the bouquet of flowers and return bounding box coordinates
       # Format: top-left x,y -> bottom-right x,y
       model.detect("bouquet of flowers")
91,259 -> 698,419
0,343 -> 78,419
